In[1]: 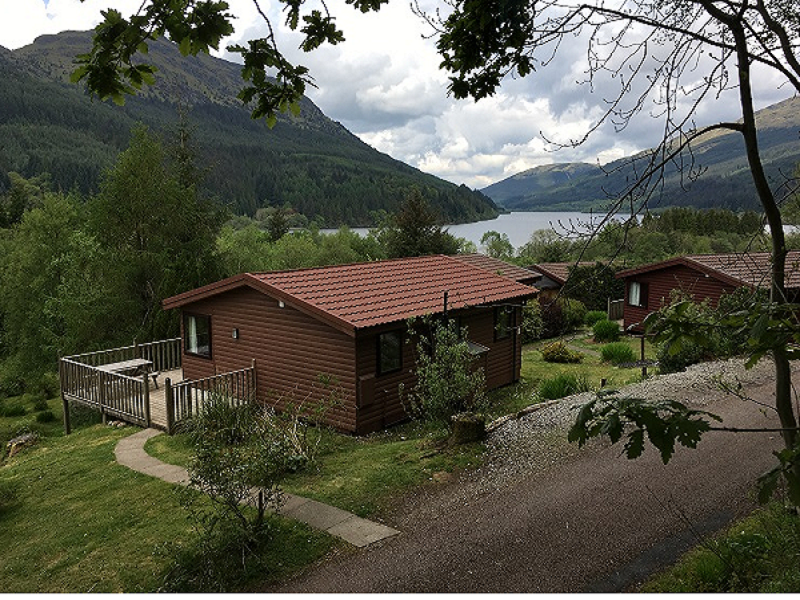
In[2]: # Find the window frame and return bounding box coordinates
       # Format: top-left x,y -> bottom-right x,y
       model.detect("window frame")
628,281 -> 649,308
184,312 -> 212,359
377,329 -> 403,376
494,306 -> 513,341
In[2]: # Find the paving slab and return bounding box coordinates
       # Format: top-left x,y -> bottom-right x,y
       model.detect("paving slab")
114,428 -> 399,547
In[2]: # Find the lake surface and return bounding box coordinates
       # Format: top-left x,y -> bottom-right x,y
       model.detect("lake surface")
328,211 -> 624,251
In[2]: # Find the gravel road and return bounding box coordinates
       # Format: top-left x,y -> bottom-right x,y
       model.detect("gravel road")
265,358 -> 790,593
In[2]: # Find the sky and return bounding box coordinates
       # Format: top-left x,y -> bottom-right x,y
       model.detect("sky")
0,0 -> 794,189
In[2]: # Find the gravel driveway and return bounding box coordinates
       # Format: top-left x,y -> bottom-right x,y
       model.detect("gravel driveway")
265,358 -> 790,592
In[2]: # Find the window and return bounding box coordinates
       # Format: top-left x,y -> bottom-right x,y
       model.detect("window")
184,313 -> 211,358
494,306 -> 513,340
377,330 -> 402,375
628,282 -> 648,308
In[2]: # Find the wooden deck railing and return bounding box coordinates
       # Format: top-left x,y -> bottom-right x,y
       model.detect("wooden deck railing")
164,363 -> 257,434
59,358 -> 151,428
59,338 -> 181,433
67,338 -> 182,372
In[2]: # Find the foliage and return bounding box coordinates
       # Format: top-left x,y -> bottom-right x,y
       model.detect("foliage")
403,317 -> 488,428
89,124 -> 226,341
642,503 -> 800,592
600,342 -> 637,365
569,391 -> 721,464
518,229 -> 573,263
540,341 -> 583,364
592,319 -> 621,343
376,189 -> 462,258
538,373 -> 591,400
520,301 -> 545,344
584,310 -> 608,327
563,263 -> 625,311
480,230 -> 514,260
540,298 -> 587,339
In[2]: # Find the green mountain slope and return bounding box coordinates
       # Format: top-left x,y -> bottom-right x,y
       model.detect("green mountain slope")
0,31 -> 498,226
482,96 -> 800,212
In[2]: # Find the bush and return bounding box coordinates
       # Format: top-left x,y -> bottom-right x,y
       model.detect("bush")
601,342 -> 636,365
656,338 -> 711,374
585,310 -> 608,327
404,319 -> 488,427
540,297 -> 587,339
593,319 -> 621,342
520,302 -> 544,343
540,341 -> 583,363
0,402 -> 26,418
538,373 -> 591,400
35,410 -> 56,423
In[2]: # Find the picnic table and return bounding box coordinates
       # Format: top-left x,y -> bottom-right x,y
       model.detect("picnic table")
98,358 -> 160,388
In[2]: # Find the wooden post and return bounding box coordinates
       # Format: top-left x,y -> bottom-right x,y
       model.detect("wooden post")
251,358 -> 257,403
640,335 -> 648,380
165,378 -> 174,435
143,372 -> 151,428
99,370 -> 107,425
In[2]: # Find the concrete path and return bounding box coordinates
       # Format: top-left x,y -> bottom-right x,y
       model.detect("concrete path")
114,428 -> 399,548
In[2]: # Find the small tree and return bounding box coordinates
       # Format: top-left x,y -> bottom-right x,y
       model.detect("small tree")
403,317 -> 488,428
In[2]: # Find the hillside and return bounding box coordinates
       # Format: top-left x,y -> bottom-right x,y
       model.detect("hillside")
482,96 -> 800,212
0,31 -> 498,226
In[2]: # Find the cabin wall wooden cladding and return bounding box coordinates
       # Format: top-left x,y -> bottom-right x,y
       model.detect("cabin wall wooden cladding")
179,287 -> 358,432
622,264 -> 738,331
353,306 -> 522,434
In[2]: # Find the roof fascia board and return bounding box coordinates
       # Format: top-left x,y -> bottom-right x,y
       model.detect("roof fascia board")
616,257 -> 752,289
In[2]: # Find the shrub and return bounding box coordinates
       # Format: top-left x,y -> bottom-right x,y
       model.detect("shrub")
593,319 -> 621,342
520,302 -> 544,343
657,338 -> 711,374
403,318 -> 488,427
585,310 -> 608,327
0,402 -> 26,418
35,410 -> 56,423
538,373 -> 591,400
601,342 -> 636,365
540,341 -> 583,363
540,297 -> 587,339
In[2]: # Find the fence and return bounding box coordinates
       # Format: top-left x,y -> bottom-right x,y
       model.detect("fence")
59,338 -> 181,433
59,358 -> 151,427
607,298 -> 624,321
164,363 -> 257,434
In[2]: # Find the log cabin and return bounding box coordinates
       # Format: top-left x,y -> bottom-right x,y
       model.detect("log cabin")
616,251 -> 800,332
162,254 -> 538,434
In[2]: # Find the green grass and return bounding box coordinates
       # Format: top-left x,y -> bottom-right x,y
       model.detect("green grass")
642,503 -> 800,592
147,421 -> 484,518
0,398 -> 335,592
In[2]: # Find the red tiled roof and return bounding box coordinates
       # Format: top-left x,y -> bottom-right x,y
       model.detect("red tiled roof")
452,253 -> 540,285
617,251 -> 800,290
163,255 -> 537,335
529,262 -> 597,285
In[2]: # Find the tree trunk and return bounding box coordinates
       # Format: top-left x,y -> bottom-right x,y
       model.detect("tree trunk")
732,23 -> 799,460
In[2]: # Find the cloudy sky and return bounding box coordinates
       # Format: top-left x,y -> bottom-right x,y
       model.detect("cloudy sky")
0,0 -> 793,189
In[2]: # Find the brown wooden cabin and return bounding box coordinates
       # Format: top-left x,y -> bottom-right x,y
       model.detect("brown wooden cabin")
616,251 -> 800,332
162,255 -> 538,434
526,262 -> 596,302
453,253 -> 541,287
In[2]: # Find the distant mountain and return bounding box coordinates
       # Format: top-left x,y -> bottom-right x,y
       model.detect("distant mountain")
481,96 -> 800,213
0,31 -> 498,226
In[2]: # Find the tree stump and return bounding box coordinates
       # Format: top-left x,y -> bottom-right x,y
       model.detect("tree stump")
450,412 -> 486,445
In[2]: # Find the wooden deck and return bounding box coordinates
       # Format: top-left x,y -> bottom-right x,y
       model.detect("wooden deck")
148,369 -> 183,430
59,339 -> 257,434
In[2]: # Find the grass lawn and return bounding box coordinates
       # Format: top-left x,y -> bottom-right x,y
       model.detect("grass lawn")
147,420 -> 484,518
0,398 -> 335,592
641,502 -> 800,592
